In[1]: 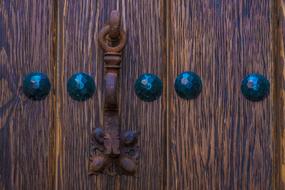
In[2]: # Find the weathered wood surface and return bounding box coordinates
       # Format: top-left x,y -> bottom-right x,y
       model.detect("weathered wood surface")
1,0 -> 284,189
168,0 -> 278,189
0,0 -> 56,189
56,0 -> 166,189
278,0 -> 285,189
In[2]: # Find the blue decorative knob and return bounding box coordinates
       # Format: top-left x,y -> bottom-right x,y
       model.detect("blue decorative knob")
23,72 -> 51,100
122,131 -> 139,145
134,73 -> 162,102
241,73 -> 270,102
67,72 -> 96,101
174,71 -> 202,100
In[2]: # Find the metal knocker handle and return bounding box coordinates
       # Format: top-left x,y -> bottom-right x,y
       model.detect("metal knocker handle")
98,11 -> 126,53
89,10 -> 139,176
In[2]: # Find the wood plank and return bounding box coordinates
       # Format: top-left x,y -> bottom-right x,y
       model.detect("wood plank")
56,0 -> 166,189
168,0 -> 276,189
0,0 -> 56,189
278,0 -> 285,188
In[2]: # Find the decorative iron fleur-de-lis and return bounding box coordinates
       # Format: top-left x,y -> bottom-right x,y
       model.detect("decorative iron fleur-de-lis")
89,128 -> 139,175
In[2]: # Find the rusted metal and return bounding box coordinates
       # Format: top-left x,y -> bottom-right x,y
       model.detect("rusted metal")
89,10 -> 139,176
109,10 -> 121,40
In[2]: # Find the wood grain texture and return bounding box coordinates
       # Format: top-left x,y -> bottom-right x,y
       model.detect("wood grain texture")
56,0 -> 166,189
278,0 -> 285,188
1,1 -> 283,189
168,0 -> 276,189
0,0 -> 56,189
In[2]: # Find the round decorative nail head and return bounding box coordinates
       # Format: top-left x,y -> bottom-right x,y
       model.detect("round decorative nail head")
134,73 -> 162,102
23,72 -> 51,101
67,72 -> 96,101
174,71 -> 202,100
241,73 -> 270,102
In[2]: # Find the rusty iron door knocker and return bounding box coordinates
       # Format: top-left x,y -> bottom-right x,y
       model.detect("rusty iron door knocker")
89,10 -> 139,176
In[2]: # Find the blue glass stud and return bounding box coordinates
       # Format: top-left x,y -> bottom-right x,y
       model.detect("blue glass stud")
241,73 -> 270,102
174,71 -> 202,100
67,72 -> 96,101
23,72 -> 51,101
134,73 -> 162,102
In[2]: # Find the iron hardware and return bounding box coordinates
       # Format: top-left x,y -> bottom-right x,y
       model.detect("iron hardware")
89,10 -> 139,176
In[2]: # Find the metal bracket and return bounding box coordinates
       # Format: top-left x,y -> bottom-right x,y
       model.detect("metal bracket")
89,10 -> 139,176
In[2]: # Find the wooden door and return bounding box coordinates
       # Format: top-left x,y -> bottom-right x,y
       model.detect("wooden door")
0,0 -> 284,189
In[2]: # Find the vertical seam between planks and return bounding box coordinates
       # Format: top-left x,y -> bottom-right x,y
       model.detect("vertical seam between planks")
272,0 -> 283,189
165,0 -> 170,189
51,0 -> 59,189
53,0 -> 63,189
53,0 -> 58,188
47,0 -> 59,188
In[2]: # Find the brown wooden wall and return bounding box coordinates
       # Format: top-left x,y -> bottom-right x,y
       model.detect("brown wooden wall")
0,0 -> 284,190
